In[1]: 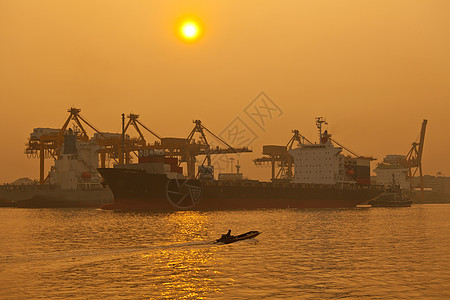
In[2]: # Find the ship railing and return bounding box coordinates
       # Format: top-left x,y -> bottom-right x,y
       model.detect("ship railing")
204,180 -> 384,191
0,184 -> 57,191
77,182 -> 104,191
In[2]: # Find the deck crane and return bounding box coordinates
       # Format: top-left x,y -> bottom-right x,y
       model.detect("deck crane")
328,137 -> 376,161
316,116 -> 375,161
406,119 -> 427,196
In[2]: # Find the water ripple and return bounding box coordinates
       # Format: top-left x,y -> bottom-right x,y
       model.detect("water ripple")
0,205 -> 449,299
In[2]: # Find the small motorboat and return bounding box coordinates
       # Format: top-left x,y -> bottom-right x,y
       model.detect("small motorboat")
216,230 -> 261,244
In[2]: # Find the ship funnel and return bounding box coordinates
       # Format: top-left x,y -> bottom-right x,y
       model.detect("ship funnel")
63,129 -> 77,154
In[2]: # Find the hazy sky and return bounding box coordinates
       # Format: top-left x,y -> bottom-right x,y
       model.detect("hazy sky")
1,0 -> 449,183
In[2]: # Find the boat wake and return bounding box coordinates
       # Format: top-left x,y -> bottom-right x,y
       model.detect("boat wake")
0,240 -> 218,265
0,235 -> 262,267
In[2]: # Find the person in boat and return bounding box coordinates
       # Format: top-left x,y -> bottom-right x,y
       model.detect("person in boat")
221,229 -> 232,239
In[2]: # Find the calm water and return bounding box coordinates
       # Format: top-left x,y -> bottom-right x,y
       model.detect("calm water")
1,205 -> 449,299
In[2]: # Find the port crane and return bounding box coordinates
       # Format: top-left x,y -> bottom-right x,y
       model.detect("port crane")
107,117 -> 251,178
26,108 -> 252,183
254,117 -> 376,181
25,108 -> 151,184
406,119 -> 427,195
253,130 -> 312,181
25,107 -> 106,184
142,120 -> 251,178
123,113 -> 161,145
101,113 -> 162,166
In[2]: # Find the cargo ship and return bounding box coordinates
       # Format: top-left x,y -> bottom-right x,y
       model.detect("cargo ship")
98,119 -> 383,211
0,129 -> 113,208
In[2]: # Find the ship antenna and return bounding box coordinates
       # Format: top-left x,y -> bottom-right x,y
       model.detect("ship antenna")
121,113 -> 125,165
315,117 -> 328,142
229,157 -> 235,173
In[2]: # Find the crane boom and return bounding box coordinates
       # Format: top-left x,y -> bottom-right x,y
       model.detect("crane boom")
417,119 -> 427,162
406,119 -> 428,195
329,138 -> 360,158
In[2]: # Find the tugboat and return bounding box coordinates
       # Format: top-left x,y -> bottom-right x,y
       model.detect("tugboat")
369,174 -> 412,207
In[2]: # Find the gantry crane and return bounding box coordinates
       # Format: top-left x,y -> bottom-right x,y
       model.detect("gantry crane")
58,108 -> 103,143
112,119 -> 251,178
25,107 -> 106,184
96,113 -> 162,167
253,130 -> 312,181
253,117 -> 376,182
406,119 -> 427,195
25,111 -> 252,182
123,113 -> 161,145
25,108 -> 151,184
154,120 -> 252,177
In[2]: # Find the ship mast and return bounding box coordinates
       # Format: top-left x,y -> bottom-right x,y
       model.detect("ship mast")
236,160 -> 241,174
121,113 -> 125,165
315,117 -> 327,143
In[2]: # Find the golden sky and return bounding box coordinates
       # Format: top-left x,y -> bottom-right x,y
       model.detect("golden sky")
1,0 -> 449,183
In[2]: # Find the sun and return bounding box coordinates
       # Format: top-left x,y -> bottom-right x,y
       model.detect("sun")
177,19 -> 202,42
181,22 -> 199,39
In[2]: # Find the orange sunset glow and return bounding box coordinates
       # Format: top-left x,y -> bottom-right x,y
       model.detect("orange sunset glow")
0,1 -> 449,183
1,2 -> 450,299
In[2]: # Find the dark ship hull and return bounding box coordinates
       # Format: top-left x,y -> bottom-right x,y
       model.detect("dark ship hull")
0,185 -> 113,208
369,200 -> 412,207
98,168 -> 383,211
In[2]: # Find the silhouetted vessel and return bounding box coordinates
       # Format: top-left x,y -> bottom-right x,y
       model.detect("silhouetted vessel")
98,119 -> 383,211
369,175 -> 412,207
0,130 -> 113,208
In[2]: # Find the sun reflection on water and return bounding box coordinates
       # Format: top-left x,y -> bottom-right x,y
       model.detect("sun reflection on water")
2,207 -> 449,299
140,211 -> 228,298
164,211 -> 212,243
142,247 -> 227,298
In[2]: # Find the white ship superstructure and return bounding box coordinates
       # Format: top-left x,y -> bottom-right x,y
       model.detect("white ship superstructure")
288,117 -> 373,185
373,155 -> 410,190
48,131 -> 104,190
0,129 -> 113,206
289,140 -> 343,184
